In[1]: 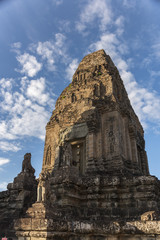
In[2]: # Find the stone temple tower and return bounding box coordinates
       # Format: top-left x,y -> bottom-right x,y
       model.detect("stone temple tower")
14,50 -> 160,239
42,49 -> 149,176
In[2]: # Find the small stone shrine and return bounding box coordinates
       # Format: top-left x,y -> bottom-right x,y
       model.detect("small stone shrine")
1,50 -> 160,240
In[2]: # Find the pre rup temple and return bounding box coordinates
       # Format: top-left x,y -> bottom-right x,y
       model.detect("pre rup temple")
1,50 -> 160,240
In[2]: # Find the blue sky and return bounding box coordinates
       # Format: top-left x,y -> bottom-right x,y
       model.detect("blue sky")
0,0 -> 160,190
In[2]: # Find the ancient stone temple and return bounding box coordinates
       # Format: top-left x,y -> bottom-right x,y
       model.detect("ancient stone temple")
1,49 -> 160,240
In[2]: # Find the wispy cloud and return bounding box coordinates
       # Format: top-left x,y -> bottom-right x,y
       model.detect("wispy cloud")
11,42 -> 22,55
0,76 -> 55,150
122,0 -> 137,8
88,32 -> 128,58
115,16 -> 125,36
150,70 -> 160,78
26,77 -> 50,105
152,43 -> 160,58
30,33 -> 67,71
58,20 -> 71,33
66,59 -> 79,81
0,141 -> 20,152
76,0 -> 112,33
16,53 -> 42,77
30,33 -> 79,81
121,70 -> 160,129
0,158 -> 10,166
52,0 -> 63,6
0,157 -> 10,173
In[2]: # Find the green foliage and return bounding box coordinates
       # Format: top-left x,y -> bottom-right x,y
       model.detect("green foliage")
98,72 -> 102,75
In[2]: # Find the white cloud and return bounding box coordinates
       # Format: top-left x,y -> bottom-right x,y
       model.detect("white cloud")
115,16 -> 125,36
36,41 -> 56,71
66,59 -> 79,81
121,70 -> 160,126
0,78 -> 13,90
76,0 -> 112,33
26,77 -> 49,105
115,16 -> 124,28
30,33 -> 77,80
17,53 -> 42,77
88,33 -> 122,58
0,121 -> 16,140
0,76 -> 55,149
0,158 -> 10,166
9,105 -> 49,140
32,33 -> 67,71
0,182 -> 8,191
0,141 -> 20,152
12,42 -> 22,49
55,33 -> 66,48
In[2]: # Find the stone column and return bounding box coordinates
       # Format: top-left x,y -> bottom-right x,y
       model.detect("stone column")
37,185 -> 42,202
88,133 -> 94,159
86,132 -> 96,172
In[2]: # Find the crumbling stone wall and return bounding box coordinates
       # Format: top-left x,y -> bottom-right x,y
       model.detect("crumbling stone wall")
0,154 -> 37,240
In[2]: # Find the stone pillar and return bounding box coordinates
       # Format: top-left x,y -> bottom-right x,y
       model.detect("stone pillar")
37,184 -> 45,202
42,185 -> 45,202
86,133 -> 96,172
37,185 -> 42,202
88,133 -> 94,159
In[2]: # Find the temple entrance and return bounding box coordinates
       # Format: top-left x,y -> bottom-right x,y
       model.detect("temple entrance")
71,139 -> 86,174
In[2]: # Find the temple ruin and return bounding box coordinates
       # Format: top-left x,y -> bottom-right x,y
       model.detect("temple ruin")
1,49 -> 160,240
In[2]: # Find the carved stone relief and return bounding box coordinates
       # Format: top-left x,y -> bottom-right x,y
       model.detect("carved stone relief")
37,170 -> 50,202
106,120 -> 116,155
45,146 -> 51,165
61,142 -> 73,167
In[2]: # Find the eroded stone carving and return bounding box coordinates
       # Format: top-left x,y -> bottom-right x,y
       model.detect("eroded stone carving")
37,170 -> 50,202
22,153 -> 35,174
45,145 -> 51,165
60,141 -> 72,167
